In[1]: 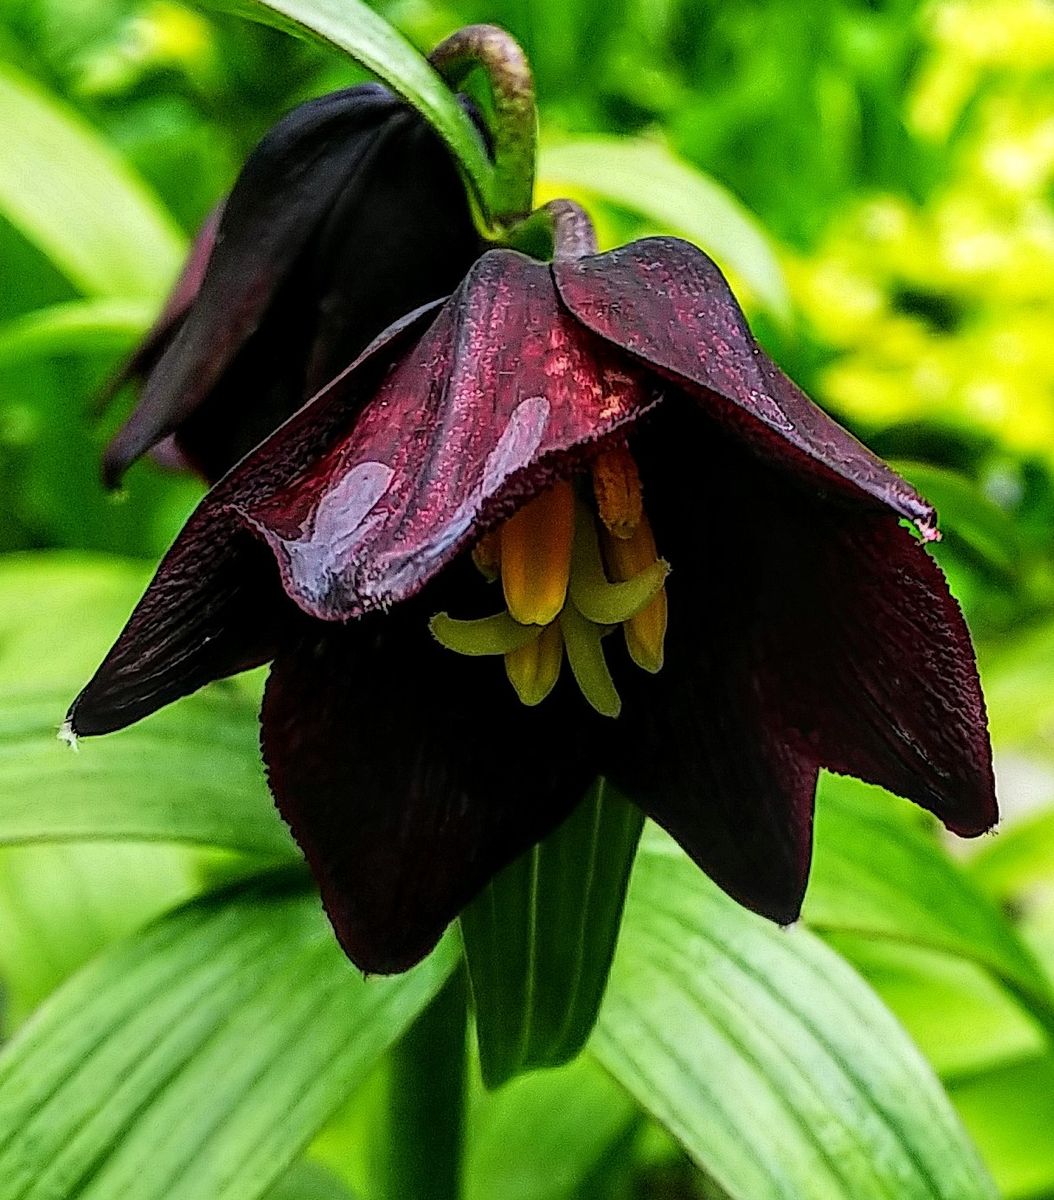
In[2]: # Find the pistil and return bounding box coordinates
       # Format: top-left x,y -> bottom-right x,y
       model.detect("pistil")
431,457 -> 669,714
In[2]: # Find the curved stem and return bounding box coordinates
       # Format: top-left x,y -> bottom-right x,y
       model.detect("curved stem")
385,967 -> 468,1200
430,25 -> 536,229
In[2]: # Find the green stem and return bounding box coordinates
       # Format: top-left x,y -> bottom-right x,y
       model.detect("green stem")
429,24 -> 536,230
385,967 -> 468,1200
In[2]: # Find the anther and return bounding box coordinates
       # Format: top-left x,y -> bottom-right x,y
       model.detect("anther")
603,515 -> 668,673
505,622 -> 563,706
500,481 -> 575,625
471,529 -> 502,581
591,443 -> 643,540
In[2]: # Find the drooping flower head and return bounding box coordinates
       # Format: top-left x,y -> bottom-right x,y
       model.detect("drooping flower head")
102,82 -> 484,486
68,198 -> 996,974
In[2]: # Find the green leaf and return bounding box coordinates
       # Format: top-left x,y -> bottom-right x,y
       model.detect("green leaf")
0,876 -> 457,1200
461,779 -> 643,1088
594,829 -> 997,1200
465,1054 -> 638,1200
304,1066 -> 387,1198
804,777 -> 1054,1029
0,552 -> 152,684
190,0 -> 493,217
0,63 -> 184,297
974,622 -> 1054,752
264,1161 -> 357,1200
967,807 -> 1054,902
824,936 -> 1048,1083
0,553 -> 294,857
948,1055 -> 1054,1200
0,841 -> 199,1030
539,137 -> 790,319
0,686 -> 295,857
0,297 -> 154,367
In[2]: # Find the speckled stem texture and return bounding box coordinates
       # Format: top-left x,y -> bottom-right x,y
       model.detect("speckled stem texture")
429,24 -> 537,227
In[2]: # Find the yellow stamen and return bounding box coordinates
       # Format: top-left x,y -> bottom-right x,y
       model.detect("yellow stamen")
500,481 -> 575,626
471,529 -> 502,581
591,443 -> 643,540
603,515 -> 667,673
505,621 -> 563,706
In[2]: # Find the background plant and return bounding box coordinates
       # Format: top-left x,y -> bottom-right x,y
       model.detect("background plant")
1,0 -> 1053,1197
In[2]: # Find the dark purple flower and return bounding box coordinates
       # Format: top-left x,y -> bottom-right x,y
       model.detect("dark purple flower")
102,83 -> 483,487
68,205 -> 996,974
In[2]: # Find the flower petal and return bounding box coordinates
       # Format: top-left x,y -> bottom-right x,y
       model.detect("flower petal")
770,509 -> 997,836
235,250 -> 660,621
67,305 -> 439,736
169,104 -> 484,484
96,203 -> 223,412
260,595 -> 601,973
104,85 -> 401,484
603,416 -> 820,921
618,401 -> 994,874
296,108 -> 485,398
553,238 -> 937,536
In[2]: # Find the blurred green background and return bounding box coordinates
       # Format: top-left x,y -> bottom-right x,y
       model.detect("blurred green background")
2,0 -> 1054,1196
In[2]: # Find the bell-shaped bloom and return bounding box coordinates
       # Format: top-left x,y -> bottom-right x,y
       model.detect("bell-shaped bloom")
102,83 -> 483,486
68,226 -> 996,974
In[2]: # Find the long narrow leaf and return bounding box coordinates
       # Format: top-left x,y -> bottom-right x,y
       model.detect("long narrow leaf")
0,298 -> 154,367
0,877 -> 456,1200
192,0 -> 493,214
949,1054 -> 1054,1200
465,1054 -> 637,1200
0,842 -> 199,1029
0,554 -> 293,858
595,831 -> 997,1200
805,777 -> 1054,1029
0,687 -> 294,857
0,64 -> 184,297
461,780 -> 643,1087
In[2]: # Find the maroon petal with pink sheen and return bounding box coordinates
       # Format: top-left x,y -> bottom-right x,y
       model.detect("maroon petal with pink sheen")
235,249 -> 661,621
67,305 -> 440,737
261,596 -> 601,973
553,238 -> 937,536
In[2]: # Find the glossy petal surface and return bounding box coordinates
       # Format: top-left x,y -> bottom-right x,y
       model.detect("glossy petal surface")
261,589 -> 601,973
554,238 -> 937,535
238,250 -> 660,620
68,308 -> 439,736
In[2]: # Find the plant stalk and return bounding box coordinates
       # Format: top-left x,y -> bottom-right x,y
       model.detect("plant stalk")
430,24 -> 537,230
385,966 -> 468,1200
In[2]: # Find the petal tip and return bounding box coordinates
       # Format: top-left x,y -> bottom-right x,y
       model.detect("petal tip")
57,717 -> 79,752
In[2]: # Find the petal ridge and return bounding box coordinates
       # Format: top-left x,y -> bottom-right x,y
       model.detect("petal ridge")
553,237 -> 937,535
